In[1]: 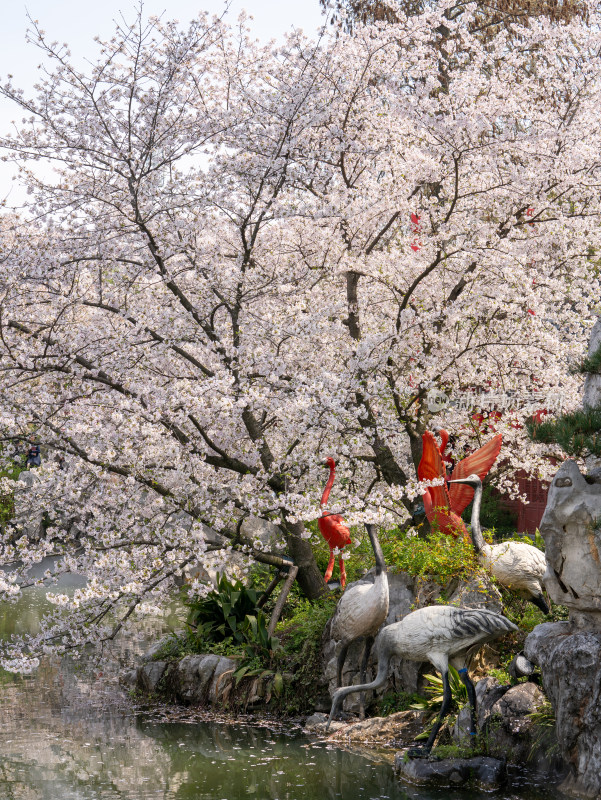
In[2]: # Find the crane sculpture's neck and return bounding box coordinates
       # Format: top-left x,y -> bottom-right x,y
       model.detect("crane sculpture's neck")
469,481 -> 487,553
321,462 -> 335,508
366,524 -> 386,576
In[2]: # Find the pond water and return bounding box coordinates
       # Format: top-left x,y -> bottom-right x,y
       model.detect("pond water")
0,578 -> 560,800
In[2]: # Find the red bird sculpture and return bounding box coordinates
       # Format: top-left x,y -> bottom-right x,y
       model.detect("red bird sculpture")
417,430 -> 502,539
319,458 -> 352,588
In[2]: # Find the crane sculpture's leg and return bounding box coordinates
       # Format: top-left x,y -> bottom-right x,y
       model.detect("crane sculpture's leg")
338,555 -> 347,589
337,642 -> 350,688
458,667 -> 478,738
358,636 -> 374,719
324,549 -> 336,583
407,669 -> 452,758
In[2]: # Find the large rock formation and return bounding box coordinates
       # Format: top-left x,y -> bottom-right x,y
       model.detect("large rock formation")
541,459 -> 601,626
454,677 -> 548,764
583,316 -> 601,413
524,337 -> 601,797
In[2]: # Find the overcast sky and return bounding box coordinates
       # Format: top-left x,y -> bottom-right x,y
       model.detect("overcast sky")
0,0 -> 326,206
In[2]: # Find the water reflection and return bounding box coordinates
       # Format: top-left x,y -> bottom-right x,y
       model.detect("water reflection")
137,720 -> 402,800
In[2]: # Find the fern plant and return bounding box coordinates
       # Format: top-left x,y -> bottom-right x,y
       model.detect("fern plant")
410,666 -> 468,741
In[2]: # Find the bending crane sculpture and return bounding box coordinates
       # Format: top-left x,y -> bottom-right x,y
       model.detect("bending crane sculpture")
327,605 -> 517,754
449,473 -> 549,614
330,524 -> 389,696
417,430 -> 502,539
319,458 -> 352,588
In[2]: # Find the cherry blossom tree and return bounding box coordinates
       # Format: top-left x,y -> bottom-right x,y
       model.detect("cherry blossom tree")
0,1 -> 600,670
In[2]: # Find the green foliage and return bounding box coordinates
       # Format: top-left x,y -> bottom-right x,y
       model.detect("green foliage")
527,405 -> 601,458
488,666 -> 512,684
237,612 -> 281,668
410,666 -> 468,741
410,667 -> 468,713
463,482 -> 517,537
272,595 -> 339,715
382,527 -> 479,587
376,689 -> 426,717
532,529 -> 546,552
573,342 -> 601,375
528,700 -> 560,761
483,589 -> 568,684
0,452 -> 21,527
181,575 -> 282,692
430,740 -> 488,759
277,596 -> 338,650
186,574 -> 260,646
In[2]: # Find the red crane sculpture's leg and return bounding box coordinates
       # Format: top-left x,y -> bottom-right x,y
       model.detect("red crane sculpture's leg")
338,556 -> 347,589
324,549 -> 336,583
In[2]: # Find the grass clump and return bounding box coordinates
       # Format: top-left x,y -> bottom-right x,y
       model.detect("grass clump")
528,700 -> 560,761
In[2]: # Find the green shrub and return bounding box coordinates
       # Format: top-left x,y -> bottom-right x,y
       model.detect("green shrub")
271,595 -> 338,715
382,527 -> 479,587
185,574 -> 261,646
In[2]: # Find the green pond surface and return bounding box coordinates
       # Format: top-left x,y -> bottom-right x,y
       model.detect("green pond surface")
0,574 -> 561,800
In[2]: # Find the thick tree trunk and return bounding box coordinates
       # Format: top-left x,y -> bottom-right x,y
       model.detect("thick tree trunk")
281,519 -> 329,600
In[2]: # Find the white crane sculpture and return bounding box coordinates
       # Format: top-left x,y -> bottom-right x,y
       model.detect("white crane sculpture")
326,604 -> 517,755
449,474 -> 549,614
330,524 -> 389,704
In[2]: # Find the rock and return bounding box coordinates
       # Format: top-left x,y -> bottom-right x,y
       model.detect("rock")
452,677 -> 510,742
583,316 -> 601,412
491,682 -> 546,734
210,656 -> 237,703
394,754 -> 506,790
136,661 -> 168,694
525,621 -> 601,797
134,650 -> 239,707
518,319 -> 601,795
172,654 -> 234,705
452,678 -> 548,764
446,572 -> 503,614
119,668 -> 138,689
487,682 -> 546,761
541,460 -> 601,627
322,710 -> 424,746
140,634 -> 177,662
304,712 -> 329,729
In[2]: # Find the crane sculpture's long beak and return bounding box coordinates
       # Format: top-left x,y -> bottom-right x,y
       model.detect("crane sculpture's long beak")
448,476 -> 480,487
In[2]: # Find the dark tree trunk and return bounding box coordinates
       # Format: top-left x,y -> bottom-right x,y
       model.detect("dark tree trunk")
281,519 -> 329,600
